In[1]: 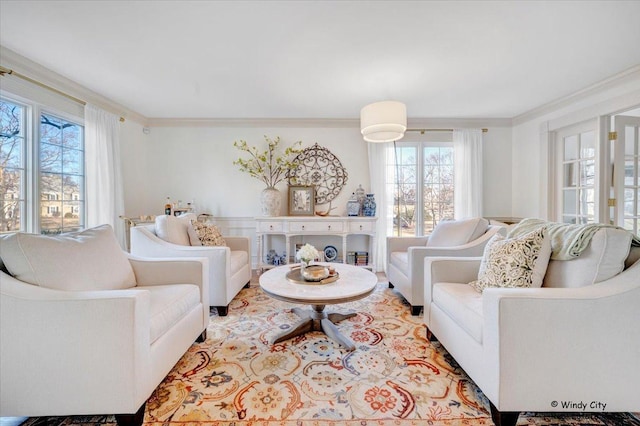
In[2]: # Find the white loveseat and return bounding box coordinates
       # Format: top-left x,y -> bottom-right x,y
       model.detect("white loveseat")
423,226 -> 640,426
0,225 -> 209,425
130,215 -> 251,316
387,217 -> 505,315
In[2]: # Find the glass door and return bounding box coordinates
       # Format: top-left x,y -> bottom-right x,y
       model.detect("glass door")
555,122 -> 598,224
613,115 -> 640,235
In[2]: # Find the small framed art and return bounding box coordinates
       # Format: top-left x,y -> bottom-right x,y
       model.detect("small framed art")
288,185 -> 315,216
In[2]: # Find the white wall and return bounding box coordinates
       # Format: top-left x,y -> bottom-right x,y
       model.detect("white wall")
511,71 -> 640,219
481,126 -> 513,217
119,123 -> 514,221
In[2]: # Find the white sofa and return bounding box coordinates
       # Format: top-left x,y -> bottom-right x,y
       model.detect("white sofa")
130,219 -> 251,316
0,225 -> 209,425
387,217 -> 505,315
423,226 -> 640,426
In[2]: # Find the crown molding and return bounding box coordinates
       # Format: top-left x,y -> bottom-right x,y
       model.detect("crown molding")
146,117 -> 360,128
0,46 -> 148,125
147,116 -> 513,128
407,117 -> 512,128
513,64 -> 640,126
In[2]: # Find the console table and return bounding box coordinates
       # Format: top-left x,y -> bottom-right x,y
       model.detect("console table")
256,216 -> 377,271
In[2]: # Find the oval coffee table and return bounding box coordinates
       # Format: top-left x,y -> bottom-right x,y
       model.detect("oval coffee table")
259,263 -> 378,351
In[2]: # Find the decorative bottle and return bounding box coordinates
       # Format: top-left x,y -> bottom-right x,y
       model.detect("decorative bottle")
164,197 -> 172,215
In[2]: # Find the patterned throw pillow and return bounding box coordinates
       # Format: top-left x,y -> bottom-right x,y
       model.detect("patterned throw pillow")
469,227 -> 551,293
191,221 -> 226,247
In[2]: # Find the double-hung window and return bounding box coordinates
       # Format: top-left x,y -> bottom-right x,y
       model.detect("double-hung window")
0,96 -> 85,234
387,141 -> 454,236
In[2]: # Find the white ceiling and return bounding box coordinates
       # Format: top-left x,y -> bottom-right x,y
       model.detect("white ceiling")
1,0 -> 639,120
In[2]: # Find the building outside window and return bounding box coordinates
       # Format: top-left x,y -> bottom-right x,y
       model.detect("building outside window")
0,97 -> 85,234
387,142 -> 454,237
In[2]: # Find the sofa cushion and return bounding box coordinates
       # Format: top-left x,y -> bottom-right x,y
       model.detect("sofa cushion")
433,282 -> 484,343
426,217 -> 489,247
0,224 -> 136,291
191,221 -> 226,246
141,284 -> 201,343
470,228 -> 551,293
543,228 -> 632,288
155,213 -> 199,246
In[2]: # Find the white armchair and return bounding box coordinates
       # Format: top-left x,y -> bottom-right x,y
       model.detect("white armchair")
130,223 -> 251,316
423,227 -> 640,426
0,225 -> 209,425
386,217 -> 505,315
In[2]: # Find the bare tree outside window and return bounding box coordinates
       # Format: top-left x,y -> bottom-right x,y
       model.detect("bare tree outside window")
388,143 -> 454,237
1,98 -> 85,235
393,146 -> 417,237
423,146 -> 454,233
0,101 -> 24,233
39,113 -> 84,234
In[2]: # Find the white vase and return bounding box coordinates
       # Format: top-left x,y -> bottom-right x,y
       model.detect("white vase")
260,187 -> 281,216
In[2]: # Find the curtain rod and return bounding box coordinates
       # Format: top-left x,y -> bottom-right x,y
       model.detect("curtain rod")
406,128 -> 488,134
0,66 -> 125,122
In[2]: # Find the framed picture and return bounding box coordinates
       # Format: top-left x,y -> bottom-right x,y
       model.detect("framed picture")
288,185 -> 315,216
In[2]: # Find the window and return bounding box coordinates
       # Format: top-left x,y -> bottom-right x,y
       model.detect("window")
0,97 -> 84,234
0,100 -> 26,233
387,142 -> 454,236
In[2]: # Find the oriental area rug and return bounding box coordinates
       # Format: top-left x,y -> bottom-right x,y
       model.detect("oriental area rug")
22,277 -> 640,426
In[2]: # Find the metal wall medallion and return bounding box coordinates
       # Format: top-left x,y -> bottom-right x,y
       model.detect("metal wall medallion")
287,143 -> 348,208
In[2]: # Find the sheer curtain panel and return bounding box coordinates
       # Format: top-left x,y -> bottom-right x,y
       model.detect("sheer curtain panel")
453,129 -> 483,219
85,104 -> 125,248
368,141 -> 395,272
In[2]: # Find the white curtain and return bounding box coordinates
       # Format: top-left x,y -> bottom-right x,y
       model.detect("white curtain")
367,141 -> 395,272
453,129 -> 483,219
85,104 -> 125,248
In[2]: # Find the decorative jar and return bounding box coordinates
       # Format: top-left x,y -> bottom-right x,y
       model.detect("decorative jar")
347,192 -> 360,216
363,194 -> 377,217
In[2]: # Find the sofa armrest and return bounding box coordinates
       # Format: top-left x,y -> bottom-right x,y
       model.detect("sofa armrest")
128,255 -> 208,287
480,261 -> 640,410
425,256 -> 481,285
386,236 -> 429,256
224,236 -> 250,253
0,272 -> 152,413
424,257 -> 481,317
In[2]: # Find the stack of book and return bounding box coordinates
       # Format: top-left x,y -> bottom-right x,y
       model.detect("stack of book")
347,251 -> 369,266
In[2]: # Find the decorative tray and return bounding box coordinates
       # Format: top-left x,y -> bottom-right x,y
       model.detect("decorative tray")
286,268 -> 339,285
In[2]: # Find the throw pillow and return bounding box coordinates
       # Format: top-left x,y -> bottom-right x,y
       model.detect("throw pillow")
155,213 -> 198,246
191,221 -> 226,246
469,227 -> 551,293
426,217 -> 489,247
0,224 -> 137,291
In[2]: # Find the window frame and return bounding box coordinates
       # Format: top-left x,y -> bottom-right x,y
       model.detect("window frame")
0,93 -> 85,234
388,140 -> 454,237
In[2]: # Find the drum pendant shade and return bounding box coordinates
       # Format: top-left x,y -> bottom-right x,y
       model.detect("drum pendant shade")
360,101 -> 407,143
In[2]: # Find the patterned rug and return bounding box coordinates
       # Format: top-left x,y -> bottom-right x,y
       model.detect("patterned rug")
20,278 -> 640,426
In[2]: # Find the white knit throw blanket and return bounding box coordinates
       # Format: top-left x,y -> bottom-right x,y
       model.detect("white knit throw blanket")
507,218 -> 640,260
